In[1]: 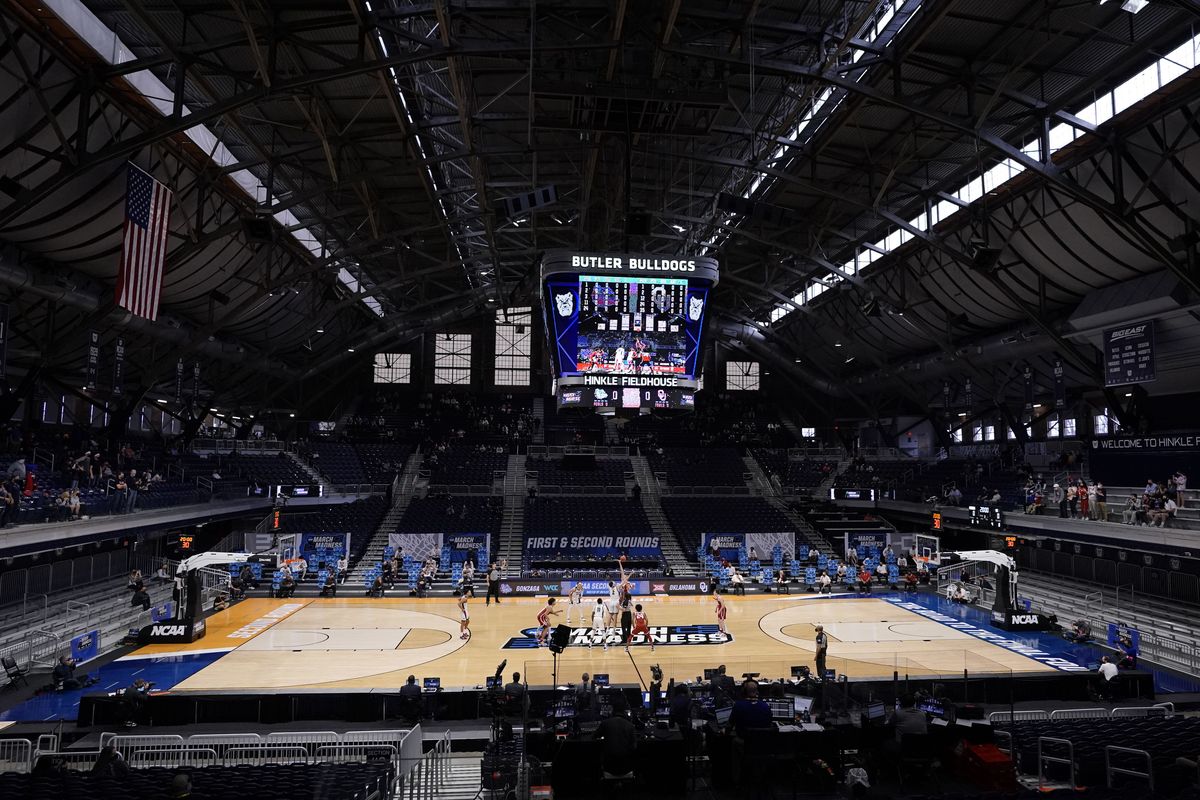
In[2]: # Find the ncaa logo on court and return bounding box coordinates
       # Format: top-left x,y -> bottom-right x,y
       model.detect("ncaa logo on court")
501,625 -> 731,649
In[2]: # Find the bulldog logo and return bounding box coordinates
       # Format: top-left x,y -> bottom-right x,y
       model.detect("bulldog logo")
688,295 -> 704,321
555,292 -> 574,317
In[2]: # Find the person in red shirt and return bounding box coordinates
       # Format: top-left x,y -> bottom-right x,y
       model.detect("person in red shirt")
858,568 -> 872,594
628,603 -> 654,652
536,597 -> 560,647
714,589 -> 728,635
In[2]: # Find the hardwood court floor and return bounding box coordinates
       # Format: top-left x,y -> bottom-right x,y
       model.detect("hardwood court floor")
137,594 -> 1058,691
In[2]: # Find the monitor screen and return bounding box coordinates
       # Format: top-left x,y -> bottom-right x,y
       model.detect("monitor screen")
918,699 -> 946,718
703,668 -> 717,680
486,676 -> 500,689
714,707 -> 733,726
423,677 -> 441,689
768,700 -> 793,721
575,276 -> 691,376
793,696 -> 814,715
865,701 -> 886,720
593,674 -> 610,687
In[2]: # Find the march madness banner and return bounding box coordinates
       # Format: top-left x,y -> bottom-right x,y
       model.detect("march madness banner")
523,534 -> 660,558
444,533 -> 489,564
298,533 -> 349,555
701,533 -> 745,562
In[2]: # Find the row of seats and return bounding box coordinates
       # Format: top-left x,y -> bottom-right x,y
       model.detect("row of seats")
647,447 -> 746,486
660,497 -> 795,556
2,762 -> 391,800
426,444 -> 507,485
530,457 -> 630,487
275,497 -> 386,564
398,496 -> 502,536
524,497 -> 649,534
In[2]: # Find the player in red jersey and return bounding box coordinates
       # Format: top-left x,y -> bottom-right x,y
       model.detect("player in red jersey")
628,603 -> 654,652
714,588 -> 728,636
458,593 -> 470,640
536,597 -> 560,647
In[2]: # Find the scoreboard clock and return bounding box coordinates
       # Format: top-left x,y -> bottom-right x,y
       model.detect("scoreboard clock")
968,505 -> 1005,529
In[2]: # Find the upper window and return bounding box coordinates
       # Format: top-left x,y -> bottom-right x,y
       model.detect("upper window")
495,308 -> 532,386
374,353 -> 412,384
434,334 -> 472,385
726,361 -> 760,391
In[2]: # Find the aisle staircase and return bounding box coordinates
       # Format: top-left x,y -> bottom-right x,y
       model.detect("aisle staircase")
741,455 -> 774,495
531,397 -> 546,444
631,454 -> 697,575
498,454 -> 527,574
348,453 -> 423,582
763,491 -> 829,555
437,752 -> 483,800
286,450 -> 329,490
603,417 -> 621,445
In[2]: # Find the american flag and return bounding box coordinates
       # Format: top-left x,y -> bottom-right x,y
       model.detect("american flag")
115,164 -> 171,321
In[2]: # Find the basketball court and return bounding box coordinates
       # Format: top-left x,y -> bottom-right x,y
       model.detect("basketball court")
125,592 -> 1078,692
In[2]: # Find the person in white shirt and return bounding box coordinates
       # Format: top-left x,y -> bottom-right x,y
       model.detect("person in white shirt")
336,555 -> 348,583
817,571 -> 832,594
729,569 -> 746,595
1098,656 -> 1119,693
566,582 -> 584,625
1174,471 -> 1188,508
590,598 -> 608,650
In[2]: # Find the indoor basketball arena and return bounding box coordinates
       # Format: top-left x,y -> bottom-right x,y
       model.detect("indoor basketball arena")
0,1 -> 1199,799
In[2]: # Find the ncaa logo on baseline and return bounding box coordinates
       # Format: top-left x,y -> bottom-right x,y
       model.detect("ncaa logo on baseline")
502,624 -> 731,649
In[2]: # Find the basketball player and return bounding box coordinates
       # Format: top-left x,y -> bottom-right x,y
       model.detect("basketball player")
591,597 -> 608,650
618,584 -> 634,650
536,597 -> 561,647
566,581 -> 584,625
605,580 -> 620,628
714,588 -> 728,636
628,603 -> 654,652
458,593 -> 470,640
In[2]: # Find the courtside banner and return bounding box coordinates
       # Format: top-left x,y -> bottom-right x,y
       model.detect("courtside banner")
70,629 -> 100,662
560,579 -> 651,596
647,578 -> 713,595
499,580 -> 569,596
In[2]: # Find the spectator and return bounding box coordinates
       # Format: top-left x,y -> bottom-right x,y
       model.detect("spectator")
127,570 -> 143,592
1097,656 -> 1119,698
1173,471 -> 1188,508
1122,494 -> 1141,525
6,457 -> 25,482
1095,483 -> 1108,521
399,675 -> 422,699
727,678 -> 771,736
91,746 -> 129,778
155,563 -> 170,584
131,585 -> 151,611
52,655 -> 85,690
597,694 -> 637,777
0,483 -> 14,527
711,665 -> 736,705
1053,483 -> 1066,517
890,694 -> 928,742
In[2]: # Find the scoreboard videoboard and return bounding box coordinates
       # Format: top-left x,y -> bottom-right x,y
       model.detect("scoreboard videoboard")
542,251 -> 718,411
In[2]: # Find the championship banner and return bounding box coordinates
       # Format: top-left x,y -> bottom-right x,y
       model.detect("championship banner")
0,302 -> 7,381
1023,364 -> 1033,410
963,377 -> 973,412
70,629 -> 100,662
523,534 -> 660,558
112,336 -> 125,397
176,358 -> 184,405
86,331 -> 99,390
1104,320 -> 1155,386
942,379 -> 951,411
388,533 -> 442,559
1053,358 -> 1066,409
192,361 -> 201,401
701,533 -> 745,562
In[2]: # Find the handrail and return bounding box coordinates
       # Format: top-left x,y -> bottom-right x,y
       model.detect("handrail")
1106,745 -> 1153,791
1038,736 -> 1075,790
405,729 -> 451,800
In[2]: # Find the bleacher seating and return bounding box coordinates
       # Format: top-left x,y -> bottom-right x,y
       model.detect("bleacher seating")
524,497 -> 649,535
355,443 -> 412,483
398,496 -> 502,536
221,454 -> 311,485
999,716 -> 1200,793
660,497 -> 795,557
530,457 -> 630,488
308,441 -> 365,483
425,444 -> 507,485
647,447 -> 746,486
542,406 -> 604,446
276,497 -> 386,563
0,762 -> 392,800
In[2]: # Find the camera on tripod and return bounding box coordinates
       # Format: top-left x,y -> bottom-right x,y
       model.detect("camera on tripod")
650,663 -> 663,683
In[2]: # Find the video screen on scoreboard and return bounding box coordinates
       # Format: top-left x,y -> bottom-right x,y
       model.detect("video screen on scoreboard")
576,276 -> 690,375
545,274 -> 711,379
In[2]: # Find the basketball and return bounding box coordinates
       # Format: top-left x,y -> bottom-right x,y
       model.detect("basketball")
618,555 -> 627,564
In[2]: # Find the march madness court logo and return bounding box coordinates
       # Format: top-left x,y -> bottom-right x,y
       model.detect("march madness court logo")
502,624 -> 731,649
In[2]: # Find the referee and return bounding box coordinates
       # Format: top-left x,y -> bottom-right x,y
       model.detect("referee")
485,562 -> 501,605
814,625 -> 828,678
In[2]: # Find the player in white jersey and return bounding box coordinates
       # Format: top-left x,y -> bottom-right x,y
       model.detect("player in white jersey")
604,580 -> 620,627
566,582 -> 584,625
590,597 -> 608,650
458,593 -> 470,640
